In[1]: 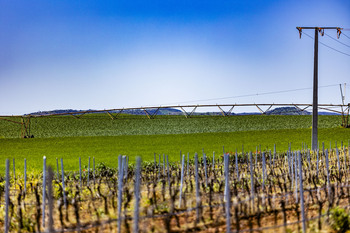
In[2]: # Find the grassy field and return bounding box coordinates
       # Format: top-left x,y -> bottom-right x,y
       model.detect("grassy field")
0,114 -> 349,173
0,114 -> 343,138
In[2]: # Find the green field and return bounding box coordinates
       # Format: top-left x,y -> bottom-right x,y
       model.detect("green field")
0,114 -> 349,173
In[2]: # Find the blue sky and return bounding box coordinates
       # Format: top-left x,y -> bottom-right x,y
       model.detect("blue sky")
0,0 -> 349,114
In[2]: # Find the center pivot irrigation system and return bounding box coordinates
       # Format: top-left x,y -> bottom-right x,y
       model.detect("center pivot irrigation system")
0,102 -> 349,138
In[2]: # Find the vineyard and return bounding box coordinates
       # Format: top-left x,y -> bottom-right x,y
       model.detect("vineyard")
2,144 -> 350,232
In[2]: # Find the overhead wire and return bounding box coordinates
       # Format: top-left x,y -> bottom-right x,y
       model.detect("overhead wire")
342,32 -> 350,40
160,83 -> 341,105
325,32 -> 350,48
301,31 -> 350,57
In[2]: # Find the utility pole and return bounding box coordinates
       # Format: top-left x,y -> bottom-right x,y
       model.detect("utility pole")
297,26 -> 342,151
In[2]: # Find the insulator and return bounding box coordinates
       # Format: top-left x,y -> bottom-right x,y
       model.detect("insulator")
337,28 -> 342,39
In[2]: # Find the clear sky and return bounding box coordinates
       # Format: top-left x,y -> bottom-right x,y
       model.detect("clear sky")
1,0 -> 349,115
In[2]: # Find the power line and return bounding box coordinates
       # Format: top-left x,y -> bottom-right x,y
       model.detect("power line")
302,31 -> 350,57
325,32 -> 350,48
342,32 -> 350,40
161,84 -> 341,105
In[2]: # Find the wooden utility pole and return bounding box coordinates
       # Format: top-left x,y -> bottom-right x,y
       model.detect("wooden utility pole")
297,26 -> 343,151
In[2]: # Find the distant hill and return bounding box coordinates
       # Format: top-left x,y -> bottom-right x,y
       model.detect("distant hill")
265,107 -> 339,116
28,106 -> 339,116
28,108 -> 182,116
266,107 -> 310,115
